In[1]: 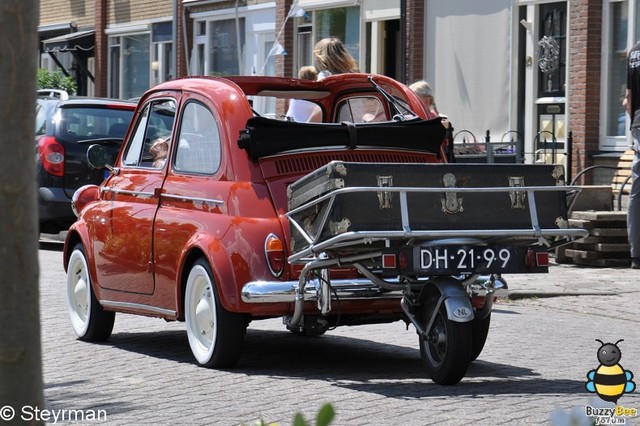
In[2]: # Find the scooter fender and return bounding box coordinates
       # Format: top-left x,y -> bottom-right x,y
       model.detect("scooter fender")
431,278 -> 474,323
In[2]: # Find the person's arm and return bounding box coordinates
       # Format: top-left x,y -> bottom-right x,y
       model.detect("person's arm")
624,89 -> 631,116
307,105 -> 323,122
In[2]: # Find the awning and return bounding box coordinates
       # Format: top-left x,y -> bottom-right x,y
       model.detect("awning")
42,29 -> 97,86
43,30 -> 95,53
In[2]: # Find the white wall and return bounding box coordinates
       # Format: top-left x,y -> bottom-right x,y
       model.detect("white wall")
424,0 -> 513,141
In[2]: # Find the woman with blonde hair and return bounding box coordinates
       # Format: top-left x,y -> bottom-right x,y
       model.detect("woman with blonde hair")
305,38 -> 359,122
313,37 -> 359,80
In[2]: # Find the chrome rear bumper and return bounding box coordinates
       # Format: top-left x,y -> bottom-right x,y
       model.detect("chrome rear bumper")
469,275 -> 509,299
240,274 -> 508,304
241,278 -> 402,304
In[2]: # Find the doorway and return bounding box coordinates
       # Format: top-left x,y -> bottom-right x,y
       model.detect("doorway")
518,1 -> 567,164
365,19 -> 400,80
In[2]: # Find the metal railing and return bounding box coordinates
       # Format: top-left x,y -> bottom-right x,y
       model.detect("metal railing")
533,130 -> 565,164
452,129 -> 523,163
449,128 -> 574,183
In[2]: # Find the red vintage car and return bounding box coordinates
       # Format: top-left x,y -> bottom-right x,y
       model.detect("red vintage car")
64,74 -> 583,385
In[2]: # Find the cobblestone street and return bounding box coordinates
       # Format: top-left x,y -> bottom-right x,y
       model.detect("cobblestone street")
35,244 -> 640,425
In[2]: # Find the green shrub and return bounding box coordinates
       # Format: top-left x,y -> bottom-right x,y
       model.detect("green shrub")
293,403 -> 334,426
251,403 -> 335,426
37,69 -> 77,94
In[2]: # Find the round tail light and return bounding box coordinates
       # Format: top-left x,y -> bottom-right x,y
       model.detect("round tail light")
264,233 -> 285,277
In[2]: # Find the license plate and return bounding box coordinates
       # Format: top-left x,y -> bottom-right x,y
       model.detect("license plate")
418,246 -> 516,274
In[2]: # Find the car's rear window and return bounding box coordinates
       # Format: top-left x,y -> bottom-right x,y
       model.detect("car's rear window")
59,106 -> 134,140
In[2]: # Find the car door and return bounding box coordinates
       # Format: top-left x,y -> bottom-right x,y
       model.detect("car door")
151,95 -> 227,304
92,96 -> 178,295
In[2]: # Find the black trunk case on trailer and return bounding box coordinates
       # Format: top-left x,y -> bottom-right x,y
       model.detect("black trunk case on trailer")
287,162 -> 567,253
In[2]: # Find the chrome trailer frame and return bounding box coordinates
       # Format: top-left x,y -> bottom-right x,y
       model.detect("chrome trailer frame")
241,184 -> 588,329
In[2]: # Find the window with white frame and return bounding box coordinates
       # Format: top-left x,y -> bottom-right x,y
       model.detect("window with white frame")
152,22 -> 174,85
208,18 -> 245,76
192,21 -> 206,75
152,42 -> 173,86
297,19 -> 313,69
109,40 -> 120,99
109,33 -> 150,100
601,0 -> 629,149
294,6 -> 361,75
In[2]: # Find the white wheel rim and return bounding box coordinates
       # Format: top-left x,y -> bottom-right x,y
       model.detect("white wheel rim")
425,311 -> 448,367
185,264 -> 217,364
66,249 -> 91,336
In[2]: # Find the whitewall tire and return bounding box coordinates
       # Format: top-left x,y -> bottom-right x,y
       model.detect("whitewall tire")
66,244 -> 114,341
184,258 -> 246,368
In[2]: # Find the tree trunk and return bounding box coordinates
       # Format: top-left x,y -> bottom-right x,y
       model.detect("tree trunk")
0,1 -> 44,423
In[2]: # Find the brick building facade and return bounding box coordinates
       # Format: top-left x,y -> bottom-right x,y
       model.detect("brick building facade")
38,0 -> 633,178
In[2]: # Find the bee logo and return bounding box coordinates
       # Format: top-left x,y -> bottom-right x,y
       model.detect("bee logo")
586,339 -> 636,403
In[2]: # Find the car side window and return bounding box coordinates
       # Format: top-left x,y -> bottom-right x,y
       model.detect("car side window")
122,104 -> 150,166
122,99 -> 176,168
174,102 -> 221,174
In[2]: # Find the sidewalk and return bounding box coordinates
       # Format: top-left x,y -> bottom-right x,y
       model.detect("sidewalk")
506,259 -> 639,299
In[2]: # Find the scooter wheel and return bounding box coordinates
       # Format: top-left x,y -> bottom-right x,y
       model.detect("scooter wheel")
471,313 -> 491,361
419,295 -> 472,385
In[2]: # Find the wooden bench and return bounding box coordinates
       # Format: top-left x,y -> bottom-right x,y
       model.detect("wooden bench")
611,149 -> 635,208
